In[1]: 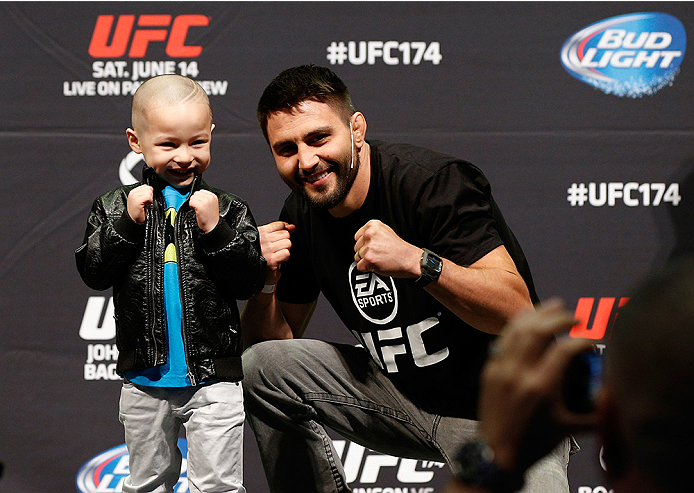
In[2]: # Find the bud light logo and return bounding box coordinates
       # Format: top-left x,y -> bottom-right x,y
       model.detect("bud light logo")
561,12 -> 686,97
76,439 -> 189,492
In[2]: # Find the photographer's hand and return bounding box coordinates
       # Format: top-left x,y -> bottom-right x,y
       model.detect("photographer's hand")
479,300 -> 599,474
445,300 -> 600,493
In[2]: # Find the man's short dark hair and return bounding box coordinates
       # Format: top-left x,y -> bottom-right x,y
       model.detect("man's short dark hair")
257,65 -> 355,142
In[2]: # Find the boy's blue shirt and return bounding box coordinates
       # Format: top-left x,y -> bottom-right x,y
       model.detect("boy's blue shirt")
126,185 -> 191,387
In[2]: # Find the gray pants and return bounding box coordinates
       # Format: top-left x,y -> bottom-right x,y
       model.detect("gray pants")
242,339 -> 571,493
119,381 -> 246,493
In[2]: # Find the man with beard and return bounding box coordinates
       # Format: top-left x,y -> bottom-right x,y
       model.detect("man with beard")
241,65 -> 570,493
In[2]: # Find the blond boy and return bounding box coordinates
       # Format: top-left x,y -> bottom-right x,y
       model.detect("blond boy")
76,75 -> 265,493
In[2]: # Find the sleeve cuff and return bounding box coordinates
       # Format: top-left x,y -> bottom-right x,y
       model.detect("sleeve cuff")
113,210 -> 145,243
200,219 -> 236,252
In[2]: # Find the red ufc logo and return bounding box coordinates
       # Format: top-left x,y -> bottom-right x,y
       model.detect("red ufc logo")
89,14 -> 209,58
569,297 -> 629,340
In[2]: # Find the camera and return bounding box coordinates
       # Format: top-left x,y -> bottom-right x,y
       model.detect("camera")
562,349 -> 603,414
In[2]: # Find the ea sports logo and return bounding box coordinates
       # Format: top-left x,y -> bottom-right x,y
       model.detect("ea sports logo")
348,262 -> 398,325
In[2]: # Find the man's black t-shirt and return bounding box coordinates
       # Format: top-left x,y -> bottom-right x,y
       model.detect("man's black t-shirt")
276,141 -> 537,419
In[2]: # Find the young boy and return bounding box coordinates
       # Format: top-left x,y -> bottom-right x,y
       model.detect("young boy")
75,74 -> 265,493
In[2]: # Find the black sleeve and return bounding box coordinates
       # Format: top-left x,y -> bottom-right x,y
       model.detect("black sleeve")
75,195 -> 145,291
274,206 -> 321,304
414,162 -> 503,266
198,195 -> 266,300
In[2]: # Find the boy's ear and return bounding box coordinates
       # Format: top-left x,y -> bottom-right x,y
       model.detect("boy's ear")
126,128 -> 142,154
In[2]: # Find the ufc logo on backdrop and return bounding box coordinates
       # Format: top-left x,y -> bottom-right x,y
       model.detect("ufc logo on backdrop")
569,297 -> 629,340
89,14 -> 210,58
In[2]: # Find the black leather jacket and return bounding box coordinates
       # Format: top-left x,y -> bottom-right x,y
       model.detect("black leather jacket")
75,166 -> 266,384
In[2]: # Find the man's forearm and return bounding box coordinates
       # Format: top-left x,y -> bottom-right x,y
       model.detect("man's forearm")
352,223 -> 532,335
426,254 -> 533,335
240,291 -> 295,349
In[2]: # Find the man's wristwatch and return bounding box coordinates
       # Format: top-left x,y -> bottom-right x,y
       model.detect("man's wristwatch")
451,439 -> 525,493
413,249 -> 443,288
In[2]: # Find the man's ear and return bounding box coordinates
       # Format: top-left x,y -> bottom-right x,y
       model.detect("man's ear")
350,112 -> 367,148
126,128 -> 142,154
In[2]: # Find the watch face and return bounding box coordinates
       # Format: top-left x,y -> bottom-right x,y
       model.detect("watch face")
426,256 -> 441,270
425,253 -> 443,274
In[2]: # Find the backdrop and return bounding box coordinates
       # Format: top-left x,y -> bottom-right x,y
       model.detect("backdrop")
1,2 -> 692,492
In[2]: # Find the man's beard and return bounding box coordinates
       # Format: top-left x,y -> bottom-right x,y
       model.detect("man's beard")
290,146 -> 359,210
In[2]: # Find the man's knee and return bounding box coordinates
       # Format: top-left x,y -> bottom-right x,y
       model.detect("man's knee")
242,340 -> 288,388
243,339 -> 321,395
243,339 -> 340,401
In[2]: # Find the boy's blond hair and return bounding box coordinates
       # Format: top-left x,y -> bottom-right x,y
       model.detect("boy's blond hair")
131,74 -> 212,131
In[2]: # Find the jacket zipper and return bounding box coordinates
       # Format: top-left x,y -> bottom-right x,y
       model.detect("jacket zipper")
178,176 -> 200,386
